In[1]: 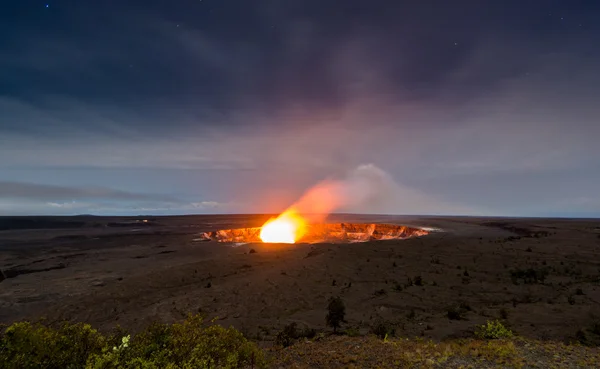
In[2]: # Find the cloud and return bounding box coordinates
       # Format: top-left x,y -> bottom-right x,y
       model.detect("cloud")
0,181 -> 178,202
0,181 -> 237,215
0,199 -> 235,216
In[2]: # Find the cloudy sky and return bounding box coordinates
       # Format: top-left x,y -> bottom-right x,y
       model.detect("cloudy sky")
1,1 -> 599,216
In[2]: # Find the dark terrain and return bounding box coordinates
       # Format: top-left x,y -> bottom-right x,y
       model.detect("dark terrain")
1,214 -> 600,345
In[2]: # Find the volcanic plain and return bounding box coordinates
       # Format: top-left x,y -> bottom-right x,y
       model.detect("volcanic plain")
1,214 -> 600,345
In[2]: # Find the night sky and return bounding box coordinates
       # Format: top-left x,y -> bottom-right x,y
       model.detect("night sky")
1,1 -> 599,216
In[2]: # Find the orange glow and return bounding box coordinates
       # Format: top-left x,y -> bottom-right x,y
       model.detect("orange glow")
260,209 -> 306,243
259,180 -> 344,243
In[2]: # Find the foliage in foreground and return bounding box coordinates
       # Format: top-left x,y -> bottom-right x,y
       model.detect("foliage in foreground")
270,335 -> 600,368
0,315 -> 265,369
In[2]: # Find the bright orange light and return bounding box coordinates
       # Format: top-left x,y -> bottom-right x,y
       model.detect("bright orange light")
260,210 -> 306,243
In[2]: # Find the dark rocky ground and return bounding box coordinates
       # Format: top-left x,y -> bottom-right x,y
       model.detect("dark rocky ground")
1,214 -> 600,345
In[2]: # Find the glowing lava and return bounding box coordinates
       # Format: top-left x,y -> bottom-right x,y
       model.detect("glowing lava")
260,210 -> 306,244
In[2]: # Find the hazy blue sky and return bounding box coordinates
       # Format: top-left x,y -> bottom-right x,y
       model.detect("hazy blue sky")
1,1 -> 599,216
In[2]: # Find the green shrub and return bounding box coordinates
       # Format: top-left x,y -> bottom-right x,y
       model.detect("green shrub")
1,315 -> 265,369
475,320 -> 514,339
0,321 -> 105,369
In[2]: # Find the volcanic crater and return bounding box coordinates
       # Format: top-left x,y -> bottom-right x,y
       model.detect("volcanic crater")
198,223 -> 429,244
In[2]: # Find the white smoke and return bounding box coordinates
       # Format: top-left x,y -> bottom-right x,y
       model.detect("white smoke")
288,163 -> 478,218
333,164 -> 478,215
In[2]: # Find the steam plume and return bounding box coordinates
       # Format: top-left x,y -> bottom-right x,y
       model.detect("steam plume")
288,164 -> 396,221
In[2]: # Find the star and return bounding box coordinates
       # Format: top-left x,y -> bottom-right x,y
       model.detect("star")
45,4 -> 49,8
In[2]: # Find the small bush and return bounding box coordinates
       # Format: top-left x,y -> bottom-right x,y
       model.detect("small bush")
447,307 -> 463,320
370,320 -> 395,339
374,289 -> 387,296
475,320 -> 513,339
326,296 -> 346,333
576,323 -> 600,346
447,302 -> 471,321
414,276 -> 423,286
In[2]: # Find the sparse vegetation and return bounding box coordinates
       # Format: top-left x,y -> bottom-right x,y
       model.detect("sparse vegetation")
510,267 -> 549,284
